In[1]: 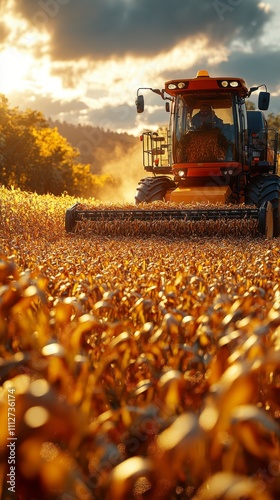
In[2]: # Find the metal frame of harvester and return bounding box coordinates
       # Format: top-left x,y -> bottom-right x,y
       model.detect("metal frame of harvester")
65,70 -> 280,238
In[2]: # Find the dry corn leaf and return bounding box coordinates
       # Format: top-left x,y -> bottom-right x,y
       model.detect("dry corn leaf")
193,471 -> 273,500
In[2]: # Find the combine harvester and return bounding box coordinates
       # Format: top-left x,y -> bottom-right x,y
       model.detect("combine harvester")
65,70 -> 280,238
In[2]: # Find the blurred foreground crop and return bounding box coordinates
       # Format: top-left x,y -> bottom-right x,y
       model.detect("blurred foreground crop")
0,187 -> 279,499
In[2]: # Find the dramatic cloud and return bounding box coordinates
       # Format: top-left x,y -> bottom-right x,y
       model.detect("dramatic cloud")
15,0 -> 273,62
218,49 -> 280,87
1,0 -> 280,134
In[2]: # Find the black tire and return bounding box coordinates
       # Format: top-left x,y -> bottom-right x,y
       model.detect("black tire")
65,208 -> 76,232
135,176 -> 176,204
245,175 -> 280,237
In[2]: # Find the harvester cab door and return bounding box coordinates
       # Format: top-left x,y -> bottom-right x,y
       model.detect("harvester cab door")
246,110 -> 278,174
248,111 -> 267,163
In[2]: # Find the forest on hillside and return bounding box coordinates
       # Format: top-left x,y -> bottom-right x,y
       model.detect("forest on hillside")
48,119 -> 137,175
0,94 -> 139,199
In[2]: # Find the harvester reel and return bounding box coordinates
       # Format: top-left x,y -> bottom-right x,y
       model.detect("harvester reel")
65,202 -> 274,238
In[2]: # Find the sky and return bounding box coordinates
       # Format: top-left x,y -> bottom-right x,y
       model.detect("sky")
1,0 -> 280,137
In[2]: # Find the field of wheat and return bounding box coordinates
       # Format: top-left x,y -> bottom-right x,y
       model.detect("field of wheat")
0,186 -> 279,500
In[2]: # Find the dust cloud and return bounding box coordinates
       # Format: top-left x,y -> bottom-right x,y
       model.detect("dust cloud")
97,143 -> 144,203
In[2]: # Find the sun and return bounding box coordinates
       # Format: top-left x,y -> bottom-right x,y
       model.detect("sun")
0,45 -> 73,101
0,47 -> 35,95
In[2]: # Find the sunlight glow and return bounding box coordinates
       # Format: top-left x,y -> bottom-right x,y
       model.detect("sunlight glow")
258,2 -> 271,14
0,0 -> 72,100
2,0 -> 278,135
82,36 -> 229,112
0,48 -> 33,94
0,0 -> 231,133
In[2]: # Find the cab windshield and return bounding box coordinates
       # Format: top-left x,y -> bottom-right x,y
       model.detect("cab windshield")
173,93 -> 236,163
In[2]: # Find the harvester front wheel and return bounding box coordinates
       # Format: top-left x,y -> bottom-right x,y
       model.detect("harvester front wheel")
245,175 -> 280,237
135,176 -> 176,204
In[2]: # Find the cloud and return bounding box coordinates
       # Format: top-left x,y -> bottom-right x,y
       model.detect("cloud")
0,21 -> 10,42
217,48 -> 280,89
8,91 -> 88,118
15,0 -> 272,62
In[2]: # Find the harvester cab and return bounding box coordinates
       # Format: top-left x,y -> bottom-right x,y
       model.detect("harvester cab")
65,70 -> 280,238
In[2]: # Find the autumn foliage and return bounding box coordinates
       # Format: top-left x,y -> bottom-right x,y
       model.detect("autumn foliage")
0,187 -> 279,499
0,95 -> 119,197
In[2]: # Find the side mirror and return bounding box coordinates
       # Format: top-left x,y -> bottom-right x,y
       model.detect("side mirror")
258,91 -> 270,111
135,95 -> 144,113
165,102 -> 170,112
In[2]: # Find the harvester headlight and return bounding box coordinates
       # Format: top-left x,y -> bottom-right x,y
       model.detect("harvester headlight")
178,170 -> 185,177
177,82 -> 186,89
221,81 -> 228,87
230,81 -> 239,87
221,168 -> 234,175
168,83 -> 177,90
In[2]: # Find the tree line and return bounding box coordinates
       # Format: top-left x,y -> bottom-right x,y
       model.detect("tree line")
0,95 -> 137,198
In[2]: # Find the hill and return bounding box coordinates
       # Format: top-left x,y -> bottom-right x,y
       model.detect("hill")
48,119 -> 138,174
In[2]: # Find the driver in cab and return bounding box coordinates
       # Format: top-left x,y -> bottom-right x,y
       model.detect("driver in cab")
191,104 -> 223,130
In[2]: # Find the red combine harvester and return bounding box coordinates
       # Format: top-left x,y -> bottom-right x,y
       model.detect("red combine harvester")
66,70 -> 279,237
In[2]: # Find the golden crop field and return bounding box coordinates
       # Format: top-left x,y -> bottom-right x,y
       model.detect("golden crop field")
0,186 -> 280,500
